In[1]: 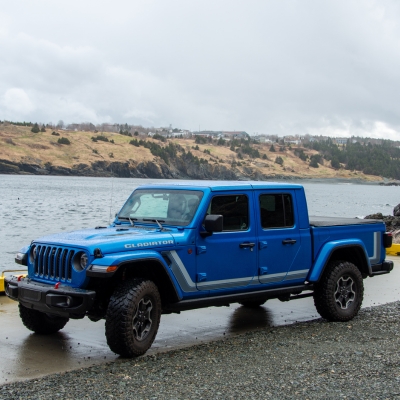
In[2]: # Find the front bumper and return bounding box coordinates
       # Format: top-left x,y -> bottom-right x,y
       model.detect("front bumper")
5,276 -> 96,318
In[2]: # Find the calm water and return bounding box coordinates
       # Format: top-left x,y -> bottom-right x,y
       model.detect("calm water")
1,175 -> 399,273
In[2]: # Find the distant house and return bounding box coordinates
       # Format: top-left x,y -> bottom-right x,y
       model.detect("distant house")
253,135 -> 272,144
283,136 -> 301,145
223,131 -> 248,140
335,138 -> 348,145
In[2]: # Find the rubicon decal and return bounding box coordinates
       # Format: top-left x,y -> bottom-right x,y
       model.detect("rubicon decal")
125,240 -> 174,248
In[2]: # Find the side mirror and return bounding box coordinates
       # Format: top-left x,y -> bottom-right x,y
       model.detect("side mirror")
201,214 -> 223,237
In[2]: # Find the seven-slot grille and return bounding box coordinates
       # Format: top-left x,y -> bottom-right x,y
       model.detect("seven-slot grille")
33,245 -> 74,281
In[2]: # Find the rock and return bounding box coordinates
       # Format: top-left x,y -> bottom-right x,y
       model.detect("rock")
364,213 -> 383,220
394,204 -> 400,216
0,161 -> 20,173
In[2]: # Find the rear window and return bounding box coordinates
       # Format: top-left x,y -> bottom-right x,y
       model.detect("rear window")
259,194 -> 294,228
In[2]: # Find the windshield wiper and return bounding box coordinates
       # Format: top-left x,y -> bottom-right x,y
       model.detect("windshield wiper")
143,219 -> 165,230
118,217 -> 138,227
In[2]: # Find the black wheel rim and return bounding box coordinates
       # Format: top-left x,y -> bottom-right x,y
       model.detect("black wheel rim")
132,297 -> 153,341
334,275 -> 356,309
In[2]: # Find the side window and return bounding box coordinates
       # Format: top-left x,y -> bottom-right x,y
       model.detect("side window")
259,194 -> 294,229
209,195 -> 249,231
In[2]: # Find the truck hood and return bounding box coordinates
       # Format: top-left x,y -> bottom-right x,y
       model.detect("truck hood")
32,227 -> 175,255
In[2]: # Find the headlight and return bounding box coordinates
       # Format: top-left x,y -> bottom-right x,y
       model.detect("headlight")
73,252 -> 88,272
80,253 -> 88,269
29,246 -> 37,263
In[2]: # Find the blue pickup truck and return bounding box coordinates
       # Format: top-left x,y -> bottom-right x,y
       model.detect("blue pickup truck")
5,181 -> 394,357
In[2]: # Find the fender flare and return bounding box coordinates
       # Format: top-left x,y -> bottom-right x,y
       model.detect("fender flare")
86,250 -> 183,300
307,239 -> 371,283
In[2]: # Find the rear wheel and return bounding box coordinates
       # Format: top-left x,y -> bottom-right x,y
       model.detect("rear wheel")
239,299 -> 266,308
19,304 -> 69,334
314,260 -> 363,322
105,279 -> 161,357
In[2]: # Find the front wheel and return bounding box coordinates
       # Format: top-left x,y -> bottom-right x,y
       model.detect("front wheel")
105,279 -> 161,357
313,260 -> 364,322
19,304 -> 69,334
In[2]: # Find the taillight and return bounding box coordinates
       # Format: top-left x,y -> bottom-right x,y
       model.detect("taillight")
383,232 -> 393,248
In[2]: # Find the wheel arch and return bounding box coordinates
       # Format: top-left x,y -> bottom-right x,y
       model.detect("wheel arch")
308,242 -> 370,283
114,258 -> 181,305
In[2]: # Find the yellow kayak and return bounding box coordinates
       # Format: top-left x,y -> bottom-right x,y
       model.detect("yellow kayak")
386,243 -> 400,256
0,270 -> 27,295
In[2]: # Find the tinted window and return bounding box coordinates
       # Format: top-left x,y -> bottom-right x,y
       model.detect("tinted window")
259,194 -> 294,228
208,195 -> 249,231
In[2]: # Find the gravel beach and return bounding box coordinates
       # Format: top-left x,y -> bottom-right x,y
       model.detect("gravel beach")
1,301 -> 399,400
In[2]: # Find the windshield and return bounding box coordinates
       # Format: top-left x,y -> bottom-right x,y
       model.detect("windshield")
118,189 -> 204,226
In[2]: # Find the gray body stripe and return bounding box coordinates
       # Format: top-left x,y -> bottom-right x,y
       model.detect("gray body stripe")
369,232 -> 381,264
197,276 -> 255,290
167,250 -> 309,292
168,250 -> 197,292
260,269 -> 309,284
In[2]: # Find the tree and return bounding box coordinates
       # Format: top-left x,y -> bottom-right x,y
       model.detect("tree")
57,120 -> 64,129
331,158 -> 340,169
58,137 -> 71,145
40,125 -> 46,132
275,156 -> 284,165
31,123 -> 40,133
270,144 -> 276,152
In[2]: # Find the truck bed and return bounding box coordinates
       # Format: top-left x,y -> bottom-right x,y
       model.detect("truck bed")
309,216 -> 383,227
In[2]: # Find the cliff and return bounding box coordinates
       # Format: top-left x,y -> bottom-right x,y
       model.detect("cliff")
0,123 -> 383,181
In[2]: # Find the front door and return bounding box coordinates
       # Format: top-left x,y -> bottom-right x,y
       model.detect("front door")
195,191 -> 258,291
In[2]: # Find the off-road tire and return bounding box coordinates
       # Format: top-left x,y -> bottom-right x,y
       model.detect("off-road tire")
314,260 -> 363,322
239,299 -> 266,308
105,279 -> 161,358
19,304 -> 69,334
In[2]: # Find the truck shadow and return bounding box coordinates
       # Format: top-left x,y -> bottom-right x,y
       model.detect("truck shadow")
10,331 -> 97,380
227,305 -> 273,334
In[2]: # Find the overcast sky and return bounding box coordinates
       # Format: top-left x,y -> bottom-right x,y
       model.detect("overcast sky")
1,0 -> 400,139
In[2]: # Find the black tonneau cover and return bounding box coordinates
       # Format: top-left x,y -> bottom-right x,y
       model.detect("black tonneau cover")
309,216 -> 383,227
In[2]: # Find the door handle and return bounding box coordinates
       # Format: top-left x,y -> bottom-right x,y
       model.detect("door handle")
282,239 -> 297,245
239,242 -> 256,249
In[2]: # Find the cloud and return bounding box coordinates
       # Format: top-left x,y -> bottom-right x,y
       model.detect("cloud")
0,0 -> 399,138
1,88 -> 35,116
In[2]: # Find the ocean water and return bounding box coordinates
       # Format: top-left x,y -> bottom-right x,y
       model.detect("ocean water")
0,175 -> 398,273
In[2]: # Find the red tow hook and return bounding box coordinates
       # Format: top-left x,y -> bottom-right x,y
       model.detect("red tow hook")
54,282 -> 61,289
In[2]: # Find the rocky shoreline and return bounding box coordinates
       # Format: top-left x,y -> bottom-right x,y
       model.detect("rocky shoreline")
0,158 -> 393,183
0,301 -> 399,399
0,158 -> 300,181
365,203 -> 400,244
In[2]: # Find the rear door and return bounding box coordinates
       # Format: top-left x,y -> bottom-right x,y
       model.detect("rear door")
256,190 -> 307,284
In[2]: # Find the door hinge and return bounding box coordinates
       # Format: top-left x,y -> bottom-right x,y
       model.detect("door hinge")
197,273 -> 207,282
196,246 -> 207,255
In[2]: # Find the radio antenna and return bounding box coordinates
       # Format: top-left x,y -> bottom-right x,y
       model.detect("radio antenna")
108,170 -> 114,225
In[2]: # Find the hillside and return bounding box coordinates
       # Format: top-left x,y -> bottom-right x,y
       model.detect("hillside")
0,123 -> 384,181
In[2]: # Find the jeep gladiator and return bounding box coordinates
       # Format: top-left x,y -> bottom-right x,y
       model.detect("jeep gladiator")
5,181 -> 394,357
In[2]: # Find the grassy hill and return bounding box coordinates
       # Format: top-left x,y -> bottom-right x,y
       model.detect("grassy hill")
0,123 -> 382,181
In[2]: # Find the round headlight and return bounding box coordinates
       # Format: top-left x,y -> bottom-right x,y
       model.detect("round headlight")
73,252 -> 88,272
30,246 -> 37,263
80,253 -> 88,269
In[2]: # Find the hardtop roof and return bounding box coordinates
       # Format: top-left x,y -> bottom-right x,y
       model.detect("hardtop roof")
135,180 -> 304,191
